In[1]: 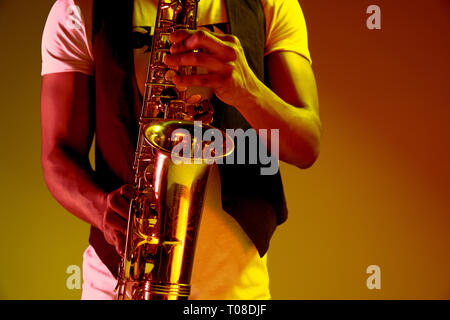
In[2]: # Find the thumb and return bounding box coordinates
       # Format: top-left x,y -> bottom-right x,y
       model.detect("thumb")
120,184 -> 136,201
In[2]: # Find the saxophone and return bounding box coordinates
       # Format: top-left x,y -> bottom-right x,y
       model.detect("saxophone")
116,0 -> 233,300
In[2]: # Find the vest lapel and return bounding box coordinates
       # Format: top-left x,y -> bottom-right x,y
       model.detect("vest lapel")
225,0 -> 266,82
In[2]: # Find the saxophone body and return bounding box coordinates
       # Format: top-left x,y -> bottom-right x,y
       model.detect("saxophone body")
116,0 -> 232,300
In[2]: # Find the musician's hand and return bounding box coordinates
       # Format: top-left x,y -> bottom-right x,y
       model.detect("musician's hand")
164,30 -> 261,108
102,185 -> 135,256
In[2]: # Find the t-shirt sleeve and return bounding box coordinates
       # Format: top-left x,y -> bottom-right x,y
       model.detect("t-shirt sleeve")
41,0 -> 94,76
262,0 -> 312,63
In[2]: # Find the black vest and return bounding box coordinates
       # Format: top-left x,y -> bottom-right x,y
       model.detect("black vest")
89,0 -> 288,278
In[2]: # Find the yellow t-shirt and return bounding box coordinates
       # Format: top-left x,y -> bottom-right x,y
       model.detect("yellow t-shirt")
41,0 -> 311,299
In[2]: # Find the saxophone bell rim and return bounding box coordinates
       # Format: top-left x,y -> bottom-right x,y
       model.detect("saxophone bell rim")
144,119 -> 235,161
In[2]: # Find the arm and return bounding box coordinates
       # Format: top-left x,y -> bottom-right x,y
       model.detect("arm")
238,51 -> 321,169
164,31 -> 321,169
41,72 -> 131,255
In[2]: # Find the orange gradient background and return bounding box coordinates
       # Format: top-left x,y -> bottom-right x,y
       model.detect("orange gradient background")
0,0 -> 449,299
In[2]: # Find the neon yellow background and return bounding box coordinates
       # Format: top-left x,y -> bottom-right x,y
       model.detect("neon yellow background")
0,0 -> 449,299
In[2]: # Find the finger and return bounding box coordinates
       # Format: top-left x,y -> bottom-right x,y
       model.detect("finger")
170,29 -> 239,49
104,231 -> 116,247
120,184 -> 136,201
164,52 -> 233,74
170,30 -> 236,62
109,193 -> 131,219
197,31 -> 241,46
187,94 -> 202,104
104,209 -> 128,234
168,29 -> 192,43
172,73 -> 225,89
115,232 -> 126,257
170,29 -> 234,43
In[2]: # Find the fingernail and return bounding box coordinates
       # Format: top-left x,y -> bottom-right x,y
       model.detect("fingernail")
163,55 -> 171,64
187,94 -> 202,104
165,69 -> 176,81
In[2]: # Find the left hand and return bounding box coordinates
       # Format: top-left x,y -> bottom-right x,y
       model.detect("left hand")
164,29 -> 261,108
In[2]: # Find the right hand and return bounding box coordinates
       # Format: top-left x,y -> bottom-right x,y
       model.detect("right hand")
102,185 -> 135,256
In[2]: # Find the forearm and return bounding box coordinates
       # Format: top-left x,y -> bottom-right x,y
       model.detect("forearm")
235,78 -> 322,169
42,146 -> 106,231
165,31 -> 321,168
